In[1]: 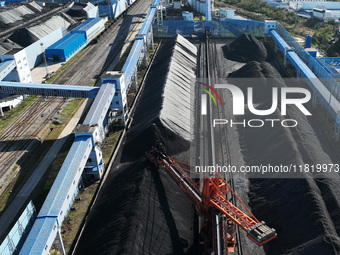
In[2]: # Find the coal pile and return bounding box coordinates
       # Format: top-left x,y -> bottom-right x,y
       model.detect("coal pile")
0,39 -> 22,55
222,34 -> 267,63
66,3 -> 88,21
123,34 -> 197,158
74,35 -> 197,255
0,2 -> 49,30
8,28 -> 38,47
225,42 -> 340,254
7,15 -> 75,47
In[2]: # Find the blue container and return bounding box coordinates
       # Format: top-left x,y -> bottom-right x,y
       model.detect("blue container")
45,33 -> 87,62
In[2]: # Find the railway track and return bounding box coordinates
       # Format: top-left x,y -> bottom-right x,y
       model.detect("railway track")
53,0 -> 152,86
0,97 -> 65,186
0,0 -> 151,191
199,35 -> 244,254
209,38 -> 244,255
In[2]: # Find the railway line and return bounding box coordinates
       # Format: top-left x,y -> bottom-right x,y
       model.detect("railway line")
209,38 -> 244,255
0,0 -> 151,196
0,97 -> 65,193
53,0 -> 152,86
198,35 -> 249,255
199,35 -> 233,255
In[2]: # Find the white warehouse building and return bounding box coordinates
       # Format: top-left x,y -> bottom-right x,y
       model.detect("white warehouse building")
313,8 -> 340,21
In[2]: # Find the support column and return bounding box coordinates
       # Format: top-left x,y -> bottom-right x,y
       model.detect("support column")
296,71 -> 299,84
275,43 -> 278,53
134,69 -> 138,90
150,26 -> 155,51
335,122 -> 340,142
312,92 -> 317,107
0,107 -> 3,117
57,228 -> 66,255
144,45 -> 148,66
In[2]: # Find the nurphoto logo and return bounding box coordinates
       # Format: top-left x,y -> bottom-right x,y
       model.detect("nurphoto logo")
200,82 -> 312,128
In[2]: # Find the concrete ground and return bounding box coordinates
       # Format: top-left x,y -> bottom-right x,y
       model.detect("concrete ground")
30,61 -> 63,84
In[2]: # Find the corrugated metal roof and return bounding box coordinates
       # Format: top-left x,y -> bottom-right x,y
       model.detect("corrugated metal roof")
27,15 -> 73,40
84,2 -> 96,12
47,32 -> 85,50
0,81 -> 99,98
84,82 -> 115,125
38,136 -> 92,217
20,217 -> 57,254
0,60 -> 16,81
71,18 -> 102,32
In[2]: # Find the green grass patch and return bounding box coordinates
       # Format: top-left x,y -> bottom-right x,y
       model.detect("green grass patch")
59,183 -> 98,253
0,177 -> 17,213
102,129 -> 123,163
114,42 -> 134,71
60,98 -> 84,124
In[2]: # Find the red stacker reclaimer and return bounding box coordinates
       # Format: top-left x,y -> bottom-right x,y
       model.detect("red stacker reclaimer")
146,146 -> 277,254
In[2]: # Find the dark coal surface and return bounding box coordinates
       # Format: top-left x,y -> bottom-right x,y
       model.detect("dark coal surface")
8,28 -> 39,48
75,158 -> 195,255
225,43 -> 340,254
74,35 -> 197,255
66,3 -> 87,21
222,34 -> 267,63
0,2 -> 51,30
0,39 -> 22,55
123,34 -> 197,159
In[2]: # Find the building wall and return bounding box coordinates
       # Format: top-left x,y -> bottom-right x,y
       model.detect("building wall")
72,18 -> 105,40
86,6 -> 99,18
46,33 -> 87,62
182,11 -> 193,20
173,0 -> 181,9
1,50 -> 32,83
219,7 -> 235,19
25,27 -> 66,69
99,0 -> 126,19
187,0 -> 214,17
290,1 -> 340,10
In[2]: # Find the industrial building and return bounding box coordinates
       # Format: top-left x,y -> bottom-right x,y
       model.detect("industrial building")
182,11 -> 193,20
313,8 -> 340,21
2,0 -> 340,254
289,1 -> 340,10
219,7 -> 235,19
45,33 -> 87,62
186,0 -> 213,20
71,17 -> 105,40
98,0 -> 126,19
45,18 -> 104,62
0,49 -> 32,83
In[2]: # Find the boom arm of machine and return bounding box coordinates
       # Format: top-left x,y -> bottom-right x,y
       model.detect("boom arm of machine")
145,147 -> 277,247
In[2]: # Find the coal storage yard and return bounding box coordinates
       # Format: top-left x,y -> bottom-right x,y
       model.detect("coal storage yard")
73,33 -> 340,255
221,35 -> 340,254
74,35 -> 197,255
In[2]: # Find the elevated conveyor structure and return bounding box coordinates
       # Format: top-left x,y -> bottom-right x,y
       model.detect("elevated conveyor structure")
19,1 -> 162,254
20,135 -> 93,255
269,29 -> 340,139
0,60 -> 16,81
83,82 -> 115,141
0,82 -> 99,98
121,0 -> 160,91
11,3 -> 340,254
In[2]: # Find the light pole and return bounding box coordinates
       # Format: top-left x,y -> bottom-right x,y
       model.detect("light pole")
40,42 -> 49,78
